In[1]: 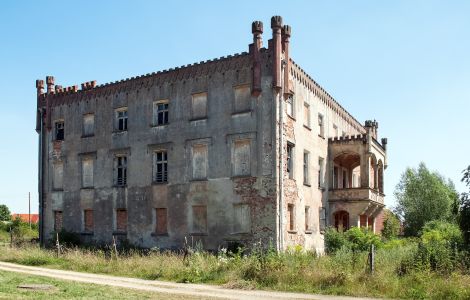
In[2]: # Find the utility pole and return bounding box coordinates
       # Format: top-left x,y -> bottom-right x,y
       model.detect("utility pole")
28,192 -> 31,229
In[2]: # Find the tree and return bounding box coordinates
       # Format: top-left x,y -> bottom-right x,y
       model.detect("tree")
460,165 -> 470,247
381,209 -> 401,240
0,204 -> 11,222
394,162 -> 459,236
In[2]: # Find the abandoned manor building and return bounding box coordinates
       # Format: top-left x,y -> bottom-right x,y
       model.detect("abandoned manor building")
35,16 -> 387,252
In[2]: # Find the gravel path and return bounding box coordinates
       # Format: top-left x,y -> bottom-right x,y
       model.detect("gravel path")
0,261 -> 380,300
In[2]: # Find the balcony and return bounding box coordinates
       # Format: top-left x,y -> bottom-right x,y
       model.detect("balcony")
328,187 -> 384,205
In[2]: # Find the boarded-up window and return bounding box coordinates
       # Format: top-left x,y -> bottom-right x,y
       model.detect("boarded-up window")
84,209 -> 93,232
360,214 -> 367,228
153,151 -> 168,183
191,93 -> 207,120
303,151 -> 309,185
192,144 -> 208,180
83,114 -> 94,136
233,86 -> 251,113
82,158 -> 93,188
116,209 -> 127,232
318,157 -> 324,188
54,210 -> 63,232
233,204 -> 250,233
233,140 -> 250,176
319,207 -> 326,231
53,162 -> 63,190
155,208 -> 168,235
303,103 -> 310,127
305,206 -> 311,231
287,204 -> 295,231
192,205 -> 207,234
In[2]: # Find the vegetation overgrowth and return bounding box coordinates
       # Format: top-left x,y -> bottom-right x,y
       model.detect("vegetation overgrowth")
0,229 -> 469,300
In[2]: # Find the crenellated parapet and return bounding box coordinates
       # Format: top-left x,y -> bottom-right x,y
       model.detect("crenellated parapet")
328,134 -> 368,144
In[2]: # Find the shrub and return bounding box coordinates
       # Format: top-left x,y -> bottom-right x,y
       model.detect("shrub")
324,227 -> 349,254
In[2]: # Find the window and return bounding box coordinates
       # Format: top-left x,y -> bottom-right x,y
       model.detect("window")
82,158 -> 93,188
155,208 -> 168,235
233,85 -> 251,113
116,108 -> 128,131
305,206 -> 311,231
233,204 -> 250,233
303,151 -> 309,185
115,156 -> 127,186
116,209 -> 127,232
191,93 -> 207,120
319,207 -> 326,232
318,114 -> 324,137
84,209 -> 93,232
287,204 -> 295,231
53,162 -> 64,190
333,124 -> 338,137
54,210 -> 63,232
192,205 -> 207,234
192,144 -> 208,180
83,114 -> 94,136
318,157 -> 324,188
287,95 -> 294,117
55,121 -> 64,141
153,151 -> 168,183
333,166 -> 339,189
303,102 -> 310,127
233,140 -> 250,176
286,143 -> 294,179
153,100 -> 169,125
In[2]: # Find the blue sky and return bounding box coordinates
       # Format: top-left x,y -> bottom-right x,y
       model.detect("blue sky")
1,1 -> 469,213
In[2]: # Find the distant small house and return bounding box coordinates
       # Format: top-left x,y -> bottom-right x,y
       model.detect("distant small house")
11,214 -> 39,224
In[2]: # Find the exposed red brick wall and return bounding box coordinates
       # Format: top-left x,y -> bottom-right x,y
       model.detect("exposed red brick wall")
54,211 -> 63,231
84,210 -> 93,232
116,209 -> 127,232
156,208 -> 167,235
374,210 -> 385,234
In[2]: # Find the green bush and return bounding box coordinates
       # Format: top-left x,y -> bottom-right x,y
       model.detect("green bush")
325,227 -> 382,254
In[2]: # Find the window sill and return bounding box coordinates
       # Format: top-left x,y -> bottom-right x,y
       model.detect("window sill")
190,178 -> 208,182
287,114 -> 296,121
318,134 -> 325,140
80,232 -> 94,236
150,123 -> 169,128
151,233 -> 169,237
81,134 -> 95,138
287,230 -> 297,234
189,117 -> 207,122
52,188 -> 64,192
318,186 -> 325,191
81,187 -> 94,190
303,125 -> 311,131
305,230 -> 313,235
152,181 -> 168,186
112,231 -> 127,236
303,182 -> 311,187
113,185 -> 127,188
190,232 -> 208,236
231,110 -> 252,117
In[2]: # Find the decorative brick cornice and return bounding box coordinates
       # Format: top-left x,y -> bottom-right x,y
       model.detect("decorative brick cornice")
289,60 -> 365,134
39,52 -> 251,107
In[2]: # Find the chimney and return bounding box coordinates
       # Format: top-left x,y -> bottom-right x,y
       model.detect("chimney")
271,16 -> 283,91
46,76 -> 55,93
35,79 -> 44,96
282,24 -> 291,99
250,21 -> 263,97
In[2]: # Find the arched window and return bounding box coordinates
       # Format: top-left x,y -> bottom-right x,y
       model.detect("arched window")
334,210 -> 349,232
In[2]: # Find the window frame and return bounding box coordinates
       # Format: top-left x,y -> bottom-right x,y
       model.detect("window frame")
303,151 -> 310,185
115,108 -> 128,132
82,113 -> 95,137
54,120 -> 65,141
153,150 -> 168,183
153,100 -> 169,126
287,204 -> 295,232
318,113 -> 324,138
286,143 -> 294,179
303,102 -> 310,127
191,92 -> 208,121
115,155 -> 127,187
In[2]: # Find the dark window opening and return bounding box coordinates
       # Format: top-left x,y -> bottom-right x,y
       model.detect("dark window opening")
154,151 -> 168,183
55,121 -> 64,141
117,110 -> 128,131
116,156 -> 127,186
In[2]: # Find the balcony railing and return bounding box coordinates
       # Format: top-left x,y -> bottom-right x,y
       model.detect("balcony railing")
328,188 -> 384,204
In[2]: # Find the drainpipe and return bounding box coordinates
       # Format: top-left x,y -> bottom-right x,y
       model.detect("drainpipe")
278,91 -> 284,252
38,108 -> 44,247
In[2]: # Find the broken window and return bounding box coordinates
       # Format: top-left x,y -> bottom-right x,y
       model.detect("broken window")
53,162 -> 64,190
155,208 -> 168,235
233,85 -> 251,113
54,210 -> 63,232
318,114 -> 324,137
305,206 -> 311,231
82,158 -> 93,188
233,204 -> 250,233
153,100 -> 169,125
115,156 -> 127,186
153,151 -> 168,183
55,121 -> 64,141
191,93 -> 207,120
287,204 -> 295,231
84,209 -> 93,232
192,205 -> 207,234
318,157 -> 324,188
286,143 -> 294,179
303,102 -> 310,127
116,108 -> 128,131
286,95 -> 294,117
116,209 -> 127,232
233,140 -> 250,176
303,151 -> 309,185
82,114 -> 94,136
192,144 -> 208,180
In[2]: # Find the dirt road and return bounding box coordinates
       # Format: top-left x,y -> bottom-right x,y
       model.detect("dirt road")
0,261 -> 378,300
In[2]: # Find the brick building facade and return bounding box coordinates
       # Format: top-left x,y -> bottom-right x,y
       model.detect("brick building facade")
36,16 -> 387,252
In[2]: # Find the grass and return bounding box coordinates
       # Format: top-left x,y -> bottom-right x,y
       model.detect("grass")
0,244 -> 469,299
0,270 -> 209,300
